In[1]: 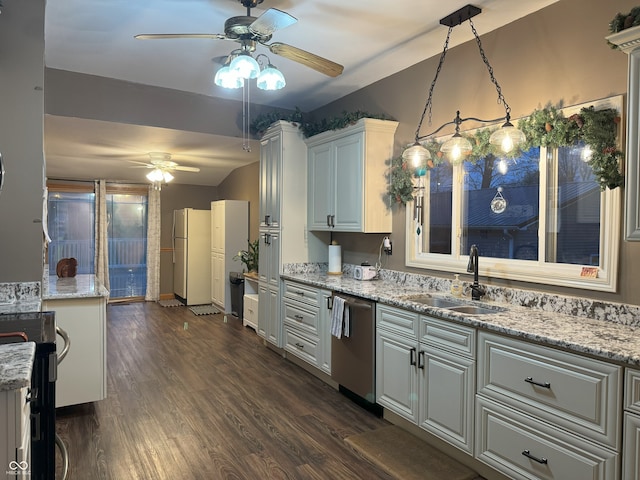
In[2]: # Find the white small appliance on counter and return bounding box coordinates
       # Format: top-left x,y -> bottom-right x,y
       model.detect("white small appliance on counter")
353,264 -> 377,281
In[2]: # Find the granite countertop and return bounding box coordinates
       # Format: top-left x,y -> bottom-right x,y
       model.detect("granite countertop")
0,342 -> 35,391
42,273 -> 109,300
281,270 -> 640,368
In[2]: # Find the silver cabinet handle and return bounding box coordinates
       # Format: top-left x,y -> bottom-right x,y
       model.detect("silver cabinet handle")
524,376 -> 551,388
522,449 -> 548,465
294,314 -> 304,321
56,326 -> 71,364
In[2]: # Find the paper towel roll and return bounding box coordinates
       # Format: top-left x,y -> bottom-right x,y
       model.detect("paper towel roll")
328,245 -> 342,274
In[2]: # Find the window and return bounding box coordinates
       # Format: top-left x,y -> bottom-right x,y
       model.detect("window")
406,96 -> 622,292
47,184 -> 149,300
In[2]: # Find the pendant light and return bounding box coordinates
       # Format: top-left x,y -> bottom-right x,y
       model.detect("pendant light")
403,4 -> 526,170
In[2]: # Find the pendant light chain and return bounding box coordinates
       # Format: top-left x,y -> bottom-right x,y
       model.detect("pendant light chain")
413,26 -> 453,142
469,18 -> 511,118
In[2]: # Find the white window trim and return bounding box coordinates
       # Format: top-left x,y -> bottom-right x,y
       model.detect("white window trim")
405,96 -> 623,293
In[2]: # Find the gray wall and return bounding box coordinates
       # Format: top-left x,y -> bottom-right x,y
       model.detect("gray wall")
308,0 -> 640,306
0,0 -> 46,283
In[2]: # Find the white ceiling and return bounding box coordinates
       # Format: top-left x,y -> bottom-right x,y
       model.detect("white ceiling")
43,0 -> 558,187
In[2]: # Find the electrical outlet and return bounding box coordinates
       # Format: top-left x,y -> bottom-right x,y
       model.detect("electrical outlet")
383,236 -> 392,255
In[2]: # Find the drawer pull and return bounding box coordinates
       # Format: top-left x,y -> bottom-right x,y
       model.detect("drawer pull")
295,342 -> 304,350
524,376 -> 551,388
296,291 -> 305,296
294,314 -> 304,321
522,449 -> 548,465
410,347 -> 416,366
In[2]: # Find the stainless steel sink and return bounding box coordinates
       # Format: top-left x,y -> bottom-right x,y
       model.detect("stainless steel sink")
446,305 -> 504,315
402,295 -> 462,309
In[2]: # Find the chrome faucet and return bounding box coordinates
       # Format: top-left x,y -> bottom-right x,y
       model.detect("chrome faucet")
467,244 -> 485,300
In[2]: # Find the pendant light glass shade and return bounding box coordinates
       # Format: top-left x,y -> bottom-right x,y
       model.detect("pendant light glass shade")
489,121 -> 526,154
402,143 -> 431,177
214,65 -> 242,89
257,65 -> 286,90
441,134 -> 472,162
230,53 -> 260,79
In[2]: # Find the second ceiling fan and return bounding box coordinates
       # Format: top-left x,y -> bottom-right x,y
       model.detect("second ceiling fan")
134,0 -> 344,78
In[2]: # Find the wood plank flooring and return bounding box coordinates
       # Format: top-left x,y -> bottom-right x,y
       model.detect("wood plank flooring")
54,302 -> 395,479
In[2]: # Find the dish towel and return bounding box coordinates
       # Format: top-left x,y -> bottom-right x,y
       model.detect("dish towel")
331,296 -> 345,339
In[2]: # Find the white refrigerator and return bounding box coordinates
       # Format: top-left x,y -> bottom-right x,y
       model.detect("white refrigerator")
173,208 -> 211,305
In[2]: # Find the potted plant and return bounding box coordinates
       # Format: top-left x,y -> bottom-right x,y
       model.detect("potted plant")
234,239 -> 259,273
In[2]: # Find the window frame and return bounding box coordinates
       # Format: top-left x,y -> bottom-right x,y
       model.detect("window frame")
405,96 -> 623,293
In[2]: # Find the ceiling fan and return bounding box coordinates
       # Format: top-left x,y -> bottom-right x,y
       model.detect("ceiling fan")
134,0 -> 344,78
129,152 -> 201,173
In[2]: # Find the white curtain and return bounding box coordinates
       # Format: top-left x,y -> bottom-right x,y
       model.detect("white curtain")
145,185 -> 161,301
95,180 -> 110,294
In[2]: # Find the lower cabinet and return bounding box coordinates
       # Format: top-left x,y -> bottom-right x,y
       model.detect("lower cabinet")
376,304 -> 475,454
281,280 -> 332,374
0,386 -> 30,478
476,331 -> 621,480
258,283 -> 279,346
623,368 -> 640,480
42,296 -> 107,407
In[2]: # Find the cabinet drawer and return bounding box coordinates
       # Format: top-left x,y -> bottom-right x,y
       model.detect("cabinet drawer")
476,397 -> 618,480
283,326 -> 319,366
478,332 -> 622,448
282,281 -> 321,307
283,298 -> 318,335
377,304 -> 419,339
624,368 -> 640,414
421,316 -> 475,358
243,294 -> 258,324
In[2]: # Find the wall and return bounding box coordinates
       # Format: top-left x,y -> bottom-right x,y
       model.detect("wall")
308,0 -> 640,306
0,0 -> 45,283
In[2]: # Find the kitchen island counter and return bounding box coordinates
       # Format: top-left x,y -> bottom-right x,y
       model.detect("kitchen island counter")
0,342 -> 35,391
42,273 -> 109,300
282,267 -> 640,367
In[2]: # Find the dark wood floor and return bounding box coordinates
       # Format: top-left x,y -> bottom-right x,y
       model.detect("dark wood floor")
54,302 -> 395,479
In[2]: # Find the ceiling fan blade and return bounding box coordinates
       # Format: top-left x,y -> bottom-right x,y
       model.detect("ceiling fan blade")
250,8 -> 297,37
134,33 -> 227,40
128,160 -> 153,168
267,42 -> 343,77
174,166 -> 200,172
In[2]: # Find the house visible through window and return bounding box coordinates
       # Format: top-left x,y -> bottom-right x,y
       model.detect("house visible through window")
406,96 -> 621,292
47,185 -> 149,299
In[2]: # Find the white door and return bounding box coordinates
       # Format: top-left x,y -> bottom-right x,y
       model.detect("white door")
173,237 -> 187,298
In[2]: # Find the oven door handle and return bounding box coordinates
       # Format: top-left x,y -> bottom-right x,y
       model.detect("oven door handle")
56,326 -> 70,365
55,432 -> 69,480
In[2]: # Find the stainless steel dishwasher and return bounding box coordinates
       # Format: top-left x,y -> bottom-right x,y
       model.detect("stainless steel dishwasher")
330,293 -> 380,414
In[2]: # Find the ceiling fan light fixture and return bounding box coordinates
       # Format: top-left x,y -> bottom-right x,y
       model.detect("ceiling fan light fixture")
257,63 -> 285,90
230,52 -> 260,79
214,65 -> 242,89
146,168 -> 165,183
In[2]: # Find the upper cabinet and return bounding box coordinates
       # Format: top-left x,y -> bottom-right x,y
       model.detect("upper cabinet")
607,26 -> 640,241
305,118 -> 398,233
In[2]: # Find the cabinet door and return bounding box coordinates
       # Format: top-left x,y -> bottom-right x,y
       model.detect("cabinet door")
420,348 -> 475,454
210,252 -> 224,307
319,290 -> 332,375
307,142 -> 333,230
333,133 -> 364,231
210,201 -> 224,253
257,282 -> 269,339
623,412 -> 640,480
376,329 -> 418,423
267,286 -> 281,346
260,134 -> 281,229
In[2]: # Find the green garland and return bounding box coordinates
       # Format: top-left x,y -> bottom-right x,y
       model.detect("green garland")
388,104 -> 624,204
250,108 -> 394,138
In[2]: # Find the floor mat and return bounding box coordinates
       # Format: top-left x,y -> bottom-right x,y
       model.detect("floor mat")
345,425 -> 479,480
189,305 -> 220,316
158,299 -> 183,307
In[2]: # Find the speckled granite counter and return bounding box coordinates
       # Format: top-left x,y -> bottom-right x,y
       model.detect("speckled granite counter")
0,281 -> 41,314
0,342 -> 35,391
42,273 -> 109,300
282,264 -> 640,367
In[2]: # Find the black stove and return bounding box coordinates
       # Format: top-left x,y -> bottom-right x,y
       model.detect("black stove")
0,311 -> 57,480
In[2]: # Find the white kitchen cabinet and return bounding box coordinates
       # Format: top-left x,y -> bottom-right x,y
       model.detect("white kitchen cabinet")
243,274 -> 259,331
43,296 -> 107,407
306,118 -> 398,233
0,386 -> 30,478
210,200 -> 248,314
420,316 -> 475,455
622,368 -> 640,480
375,304 -> 420,422
258,121 -> 326,347
282,280 -> 332,374
476,331 -> 621,479
606,26 -> 640,240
